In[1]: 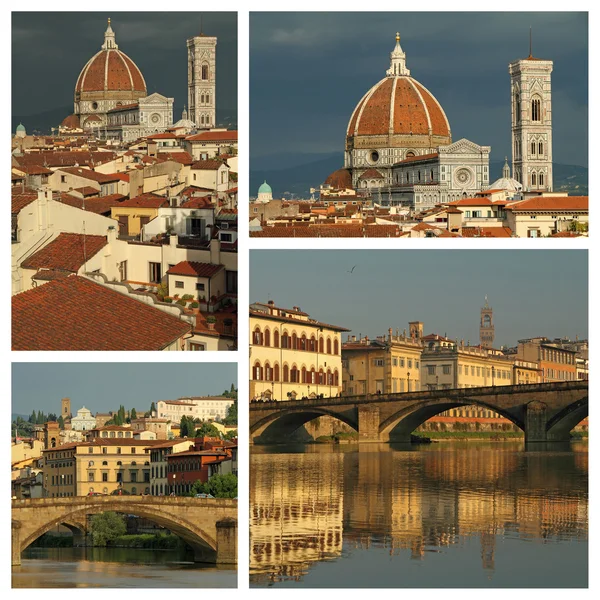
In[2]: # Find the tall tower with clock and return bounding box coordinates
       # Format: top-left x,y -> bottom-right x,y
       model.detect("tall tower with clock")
480,296 -> 495,349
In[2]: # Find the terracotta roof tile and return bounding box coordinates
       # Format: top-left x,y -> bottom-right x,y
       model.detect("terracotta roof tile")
31,269 -> 72,281
12,189 -> 38,214
182,196 -> 213,209
186,131 -> 238,142
12,276 -> 191,351
191,160 -> 227,171
461,227 -> 513,238
118,193 -> 169,208
58,193 -> 126,215
507,196 -> 588,212
57,167 -> 121,183
21,233 -> 108,272
73,186 -> 100,197
167,261 -> 224,278
358,168 -> 384,180
157,151 -> 194,166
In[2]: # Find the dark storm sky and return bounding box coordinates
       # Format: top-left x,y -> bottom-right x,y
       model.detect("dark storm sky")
12,12 -> 237,118
250,12 -> 588,166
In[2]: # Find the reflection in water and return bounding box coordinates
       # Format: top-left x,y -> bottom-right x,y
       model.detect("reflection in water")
12,547 -> 236,588
250,442 -> 588,587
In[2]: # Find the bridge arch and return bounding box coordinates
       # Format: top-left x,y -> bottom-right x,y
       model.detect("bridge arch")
18,502 -> 218,561
545,396 -> 588,441
379,397 -> 525,442
250,406 -> 357,443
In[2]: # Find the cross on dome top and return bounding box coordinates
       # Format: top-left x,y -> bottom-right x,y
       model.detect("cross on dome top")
387,32 -> 410,77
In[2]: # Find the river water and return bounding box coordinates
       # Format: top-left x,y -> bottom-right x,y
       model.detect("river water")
12,547 -> 236,588
250,441 -> 588,588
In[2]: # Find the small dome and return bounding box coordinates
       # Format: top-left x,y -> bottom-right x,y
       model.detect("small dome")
61,114 -> 81,129
16,123 -> 26,132
258,181 -> 272,194
324,168 -> 353,189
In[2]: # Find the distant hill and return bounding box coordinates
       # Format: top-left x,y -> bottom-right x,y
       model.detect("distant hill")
251,155 -> 588,199
12,106 -> 72,135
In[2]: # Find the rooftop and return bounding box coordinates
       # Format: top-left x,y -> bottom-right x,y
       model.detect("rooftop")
12,276 -> 191,351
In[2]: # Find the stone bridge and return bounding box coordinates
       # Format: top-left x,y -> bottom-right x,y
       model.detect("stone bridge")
250,381 -> 588,444
11,496 -> 237,566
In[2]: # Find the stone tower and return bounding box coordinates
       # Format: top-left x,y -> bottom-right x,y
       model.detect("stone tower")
187,28 -> 217,128
61,397 -> 71,419
480,297 -> 494,348
509,36 -> 553,192
408,321 -> 423,340
44,422 -> 60,449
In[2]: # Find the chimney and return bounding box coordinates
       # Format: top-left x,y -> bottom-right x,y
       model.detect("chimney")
267,300 -> 275,306
209,238 -> 221,265
352,335 -> 356,342
388,327 -> 393,341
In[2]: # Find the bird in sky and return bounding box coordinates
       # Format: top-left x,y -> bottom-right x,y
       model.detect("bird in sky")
347,265 -> 357,274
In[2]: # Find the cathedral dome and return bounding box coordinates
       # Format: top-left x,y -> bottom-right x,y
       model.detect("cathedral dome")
346,34 -> 451,152
75,19 -> 146,101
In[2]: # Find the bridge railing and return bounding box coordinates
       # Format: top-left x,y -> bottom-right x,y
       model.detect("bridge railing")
249,380 -> 587,409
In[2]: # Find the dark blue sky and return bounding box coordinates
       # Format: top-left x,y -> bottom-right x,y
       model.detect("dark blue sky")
12,363 -> 237,415
250,250 -> 588,348
250,12 -> 588,166
12,12 -> 237,119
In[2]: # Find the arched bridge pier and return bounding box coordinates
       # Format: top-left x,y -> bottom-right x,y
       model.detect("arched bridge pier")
250,381 -> 588,445
11,496 -> 237,566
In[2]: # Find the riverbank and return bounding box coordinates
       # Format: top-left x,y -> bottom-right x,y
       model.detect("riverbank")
312,431 -> 588,443
33,532 -> 186,550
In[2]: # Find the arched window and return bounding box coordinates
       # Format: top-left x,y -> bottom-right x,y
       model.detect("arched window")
253,327 -> 263,345
539,142 -> 543,155
102,461 -> 108,466
310,368 -> 316,384
265,362 -> 272,381
318,369 -> 325,385
531,142 -> 536,156
531,98 -> 541,122
309,335 -> 316,352
274,330 -> 280,348
418,171 -> 421,182
300,334 -> 307,351
264,329 -> 270,347
290,365 -> 298,383
274,363 -> 280,382
406,172 -> 409,183
283,364 -> 289,382
253,361 -> 263,381
515,93 -> 521,122
201,64 -> 209,80
406,151 -> 415,158
431,169 -> 434,181
281,332 -> 289,348
539,172 -> 544,186
291,333 -> 297,350
334,370 -> 340,386
319,336 -> 324,353
326,338 -> 332,354
301,366 -> 307,383
531,172 -> 537,186
327,369 -> 333,385
334,339 -> 339,355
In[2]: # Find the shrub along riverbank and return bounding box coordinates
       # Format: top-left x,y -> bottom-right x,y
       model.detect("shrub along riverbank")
31,532 -> 186,550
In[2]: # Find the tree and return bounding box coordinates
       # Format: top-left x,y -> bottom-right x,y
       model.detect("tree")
195,422 -> 222,438
29,411 -> 36,424
150,402 -> 157,415
205,474 -> 237,498
223,399 -> 237,426
58,415 -> 65,430
224,430 -> 237,441
180,416 -> 189,438
130,408 -> 137,421
90,512 -> 127,547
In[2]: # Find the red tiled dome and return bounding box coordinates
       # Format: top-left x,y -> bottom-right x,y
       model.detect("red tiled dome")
324,168 -> 353,189
61,114 -> 81,129
347,76 -> 450,139
76,48 -> 146,94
